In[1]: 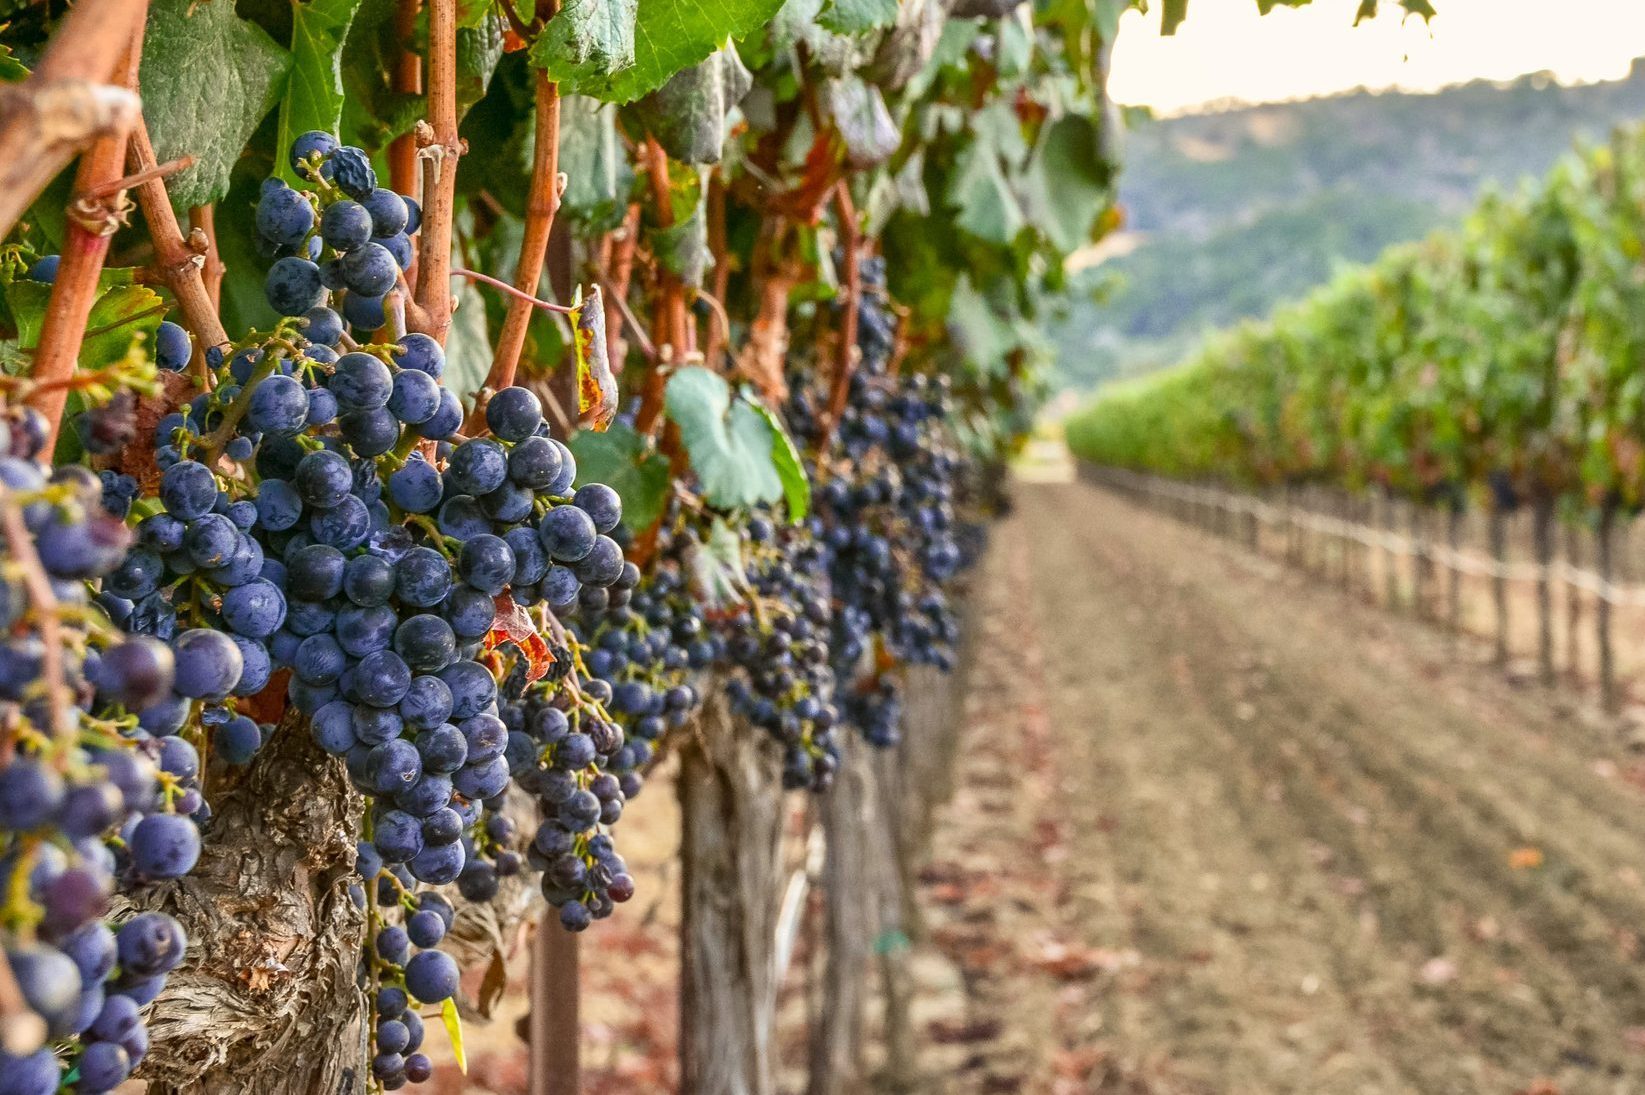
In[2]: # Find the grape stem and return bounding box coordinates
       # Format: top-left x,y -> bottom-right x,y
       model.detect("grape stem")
189,203 -> 227,312
0,0 -> 146,239
83,154 -> 193,199
28,24 -> 148,457
451,268 -> 574,316
483,56 -> 563,397
595,271 -> 657,361
600,204 -> 643,373
817,180 -> 862,455
128,113 -> 231,376
198,352 -> 279,461
410,0 -> 463,345
0,496 -> 75,751
633,138 -> 689,439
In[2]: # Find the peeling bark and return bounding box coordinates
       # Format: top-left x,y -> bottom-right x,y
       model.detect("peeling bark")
678,692 -> 785,1095
132,712 -> 367,1095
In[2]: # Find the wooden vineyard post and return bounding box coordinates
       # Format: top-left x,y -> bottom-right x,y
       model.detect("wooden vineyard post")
1383,493 -> 1400,610
678,692 -> 785,1095
1490,506 -> 1510,666
1533,497 -> 1555,684
809,734 -> 877,1095
1599,506 -> 1619,713
1566,518 -> 1584,683
1411,504 -> 1431,619
529,916 -> 580,1095
1447,504 -> 1464,635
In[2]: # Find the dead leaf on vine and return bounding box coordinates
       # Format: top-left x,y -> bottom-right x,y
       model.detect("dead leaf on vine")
484,593 -> 554,682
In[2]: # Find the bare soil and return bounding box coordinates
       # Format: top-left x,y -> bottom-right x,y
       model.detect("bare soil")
904,479 -> 1645,1095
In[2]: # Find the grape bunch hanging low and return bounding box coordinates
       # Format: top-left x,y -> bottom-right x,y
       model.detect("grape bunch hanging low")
0,428 -> 193,1094
0,132 -> 643,1093
787,256 -> 973,748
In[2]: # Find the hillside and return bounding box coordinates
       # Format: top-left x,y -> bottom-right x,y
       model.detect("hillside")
1054,61 -> 1645,391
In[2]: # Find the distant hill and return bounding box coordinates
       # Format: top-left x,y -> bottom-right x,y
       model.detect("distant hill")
1053,61 -> 1645,391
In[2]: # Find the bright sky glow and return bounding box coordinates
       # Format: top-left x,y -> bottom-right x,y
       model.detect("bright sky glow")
1108,0 -> 1645,115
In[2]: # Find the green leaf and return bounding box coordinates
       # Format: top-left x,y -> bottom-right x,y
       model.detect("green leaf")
817,0 -> 897,35
440,997 -> 467,1074
558,95 -> 629,230
825,76 -> 899,168
946,275 -> 1015,376
569,423 -> 671,533
1022,114 -> 1112,253
276,0 -> 363,187
0,40 -> 28,82
663,367 -> 786,509
455,15 -> 506,117
629,47 -> 752,165
948,141 -> 1024,244
528,0 -> 638,93
748,402 -> 810,522
537,0 -> 786,105
80,286 -> 168,371
140,0 -> 291,208
4,278 -> 163,371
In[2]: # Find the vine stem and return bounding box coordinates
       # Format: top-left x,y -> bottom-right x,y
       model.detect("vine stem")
0,499 -> 74,751
411,0 -> 463,345
189,204 -> 226,312
0,0 -> 146,239
454,268 -> 574,315
601,204 -> 642,372
484,33 -> 561,398
633,138 -> 687,439
28,21 -> 148,456
595,273 -> 657,361
818,180 -> 862,453
388,0 -> 425,198
703,170 -> 729,367
128,113 -> 230,375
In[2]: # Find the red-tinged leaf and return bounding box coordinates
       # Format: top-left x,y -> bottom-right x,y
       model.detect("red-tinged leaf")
573,285 -> 619,431
484,593 -> 555,681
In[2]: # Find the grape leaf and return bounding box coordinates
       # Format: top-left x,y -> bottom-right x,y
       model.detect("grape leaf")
5,280 -> 164,371
536,0 -> 786,105
440,997 -> 467,1074
748,402 -> 810,522
558,95 -> 629,230
276,0 -> 364,187
664,366 -> 785,509
139,0 -> 291,208
818,0 -> 898,35
528,0 -> 638,92
569,423 -> 671,534
570,287 -> 618,430
629,46 -> 752,165
1021,114 -> 1112,253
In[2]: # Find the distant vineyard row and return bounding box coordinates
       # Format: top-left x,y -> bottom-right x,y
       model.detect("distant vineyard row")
1067,123 -> 1645,514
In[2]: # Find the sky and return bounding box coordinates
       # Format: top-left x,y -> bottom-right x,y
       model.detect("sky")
1107,0 -> 1645,115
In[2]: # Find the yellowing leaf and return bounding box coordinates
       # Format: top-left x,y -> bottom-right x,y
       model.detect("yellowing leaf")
440,997 -> 467,1073
571,285 -> 618,430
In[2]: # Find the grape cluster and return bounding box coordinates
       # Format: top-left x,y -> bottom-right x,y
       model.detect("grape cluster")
67,131 -> 642,1089
783,262 -> 972,747
717,519 -> 842,791
0,461 -> 192,1094
259,131 -> 422,339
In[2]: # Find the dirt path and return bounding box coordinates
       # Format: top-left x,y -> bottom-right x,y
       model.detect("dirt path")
909,479 -> 1645,1095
